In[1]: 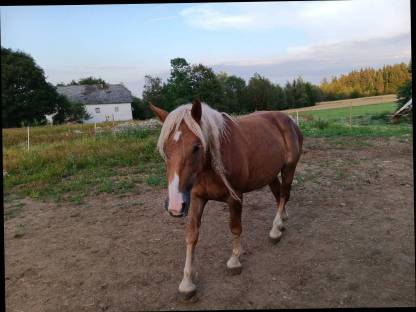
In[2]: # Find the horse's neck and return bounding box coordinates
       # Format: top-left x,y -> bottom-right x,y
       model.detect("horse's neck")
218,115 -> 248,173
203,114 -> 244,173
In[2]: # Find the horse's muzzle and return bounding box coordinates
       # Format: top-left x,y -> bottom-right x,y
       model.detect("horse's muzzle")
165,189 -> 191,218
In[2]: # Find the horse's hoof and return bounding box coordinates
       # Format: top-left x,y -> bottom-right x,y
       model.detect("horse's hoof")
226,265 -> 243,275
178,289 -> 197,302
269,232 -> 282,244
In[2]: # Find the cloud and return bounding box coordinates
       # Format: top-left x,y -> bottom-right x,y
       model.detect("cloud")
180,1 -> 410,42
211,33 -> 411,85
180,4 -> 253,30
44,32 -> 410,96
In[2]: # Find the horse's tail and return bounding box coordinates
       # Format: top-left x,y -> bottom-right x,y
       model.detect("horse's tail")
284,116 -> 303,165
292,119 -> 303,156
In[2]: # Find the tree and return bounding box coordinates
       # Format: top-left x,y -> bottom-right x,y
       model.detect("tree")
189,63 -> 224,110
217,73 -> 247,113
53,96 -> 91,124
163,58 -> 193,109
397,61 -> 412,109
245,73 -> 280,111
71,76 -> 107,86
142,75 -> 165,108
1,47 -> 59,128
131,96 -> 153,120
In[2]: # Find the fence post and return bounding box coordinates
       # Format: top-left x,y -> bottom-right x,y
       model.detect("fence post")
349,105 -> 352,128
94,122 -> 97,136
296,111 -> 299,125
112,114 -> 115,135
27,126 -> 30,150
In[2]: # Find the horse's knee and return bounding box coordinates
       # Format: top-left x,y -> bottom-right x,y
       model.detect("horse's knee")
281,184 -> 291,201
230,225 -> 242,236
186,230 -> 199,245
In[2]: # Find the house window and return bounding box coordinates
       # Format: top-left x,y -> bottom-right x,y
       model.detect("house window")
114,106 -> 119,112
95,107 -> 100,113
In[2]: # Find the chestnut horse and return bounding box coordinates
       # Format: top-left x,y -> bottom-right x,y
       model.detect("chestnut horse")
150,100 -> 303,299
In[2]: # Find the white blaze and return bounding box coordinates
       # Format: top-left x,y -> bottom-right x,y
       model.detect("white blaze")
168,173 -> 183,214
173,131 -> 182,142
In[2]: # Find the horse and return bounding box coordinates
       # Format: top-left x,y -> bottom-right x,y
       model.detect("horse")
149,100 -> 303,299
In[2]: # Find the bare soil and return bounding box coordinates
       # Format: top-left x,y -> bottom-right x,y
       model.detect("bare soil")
4,137 -> 414,311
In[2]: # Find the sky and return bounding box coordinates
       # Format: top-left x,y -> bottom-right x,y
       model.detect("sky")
0,1 -> 412,96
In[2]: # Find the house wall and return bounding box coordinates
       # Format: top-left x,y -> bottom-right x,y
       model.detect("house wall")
84,103 -> 133,123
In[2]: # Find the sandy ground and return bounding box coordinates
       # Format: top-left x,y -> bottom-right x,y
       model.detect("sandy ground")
4,136 -> 414,311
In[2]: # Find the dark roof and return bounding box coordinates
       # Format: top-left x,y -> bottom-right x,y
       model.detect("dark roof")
56,84 -> 133,105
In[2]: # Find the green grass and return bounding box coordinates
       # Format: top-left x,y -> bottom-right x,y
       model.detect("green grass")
297,102 -> 412,138
3,101 -> 412,204
1,120 -> 146,148
3,128 -> 165,202
299,102 -> 397,121
300,120 -> 412,138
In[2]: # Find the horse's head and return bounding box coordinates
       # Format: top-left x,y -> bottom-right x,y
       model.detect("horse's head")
150,100 -> 206,218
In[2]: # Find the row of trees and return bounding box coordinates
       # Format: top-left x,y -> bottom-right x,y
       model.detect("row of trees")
133,58 -> 411,119
133,58 -> 323,119
320,63 -> 411,100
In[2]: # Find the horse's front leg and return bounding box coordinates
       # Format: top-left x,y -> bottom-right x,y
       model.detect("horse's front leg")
178,195 -> 206,299
226,195 -> 243,275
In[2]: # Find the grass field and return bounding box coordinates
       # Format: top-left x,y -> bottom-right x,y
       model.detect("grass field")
282,94 -> 397,114
3,102 -> 412,204
295,102 -> 412,138
298,102 -> 396,120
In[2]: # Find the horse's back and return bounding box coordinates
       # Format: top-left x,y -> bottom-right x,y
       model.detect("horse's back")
237,110 -> 302,164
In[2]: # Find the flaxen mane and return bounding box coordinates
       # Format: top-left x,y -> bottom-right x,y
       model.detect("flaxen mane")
157,103 -> 240,201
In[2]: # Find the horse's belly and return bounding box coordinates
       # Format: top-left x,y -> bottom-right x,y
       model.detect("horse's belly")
243,149 -> 285,192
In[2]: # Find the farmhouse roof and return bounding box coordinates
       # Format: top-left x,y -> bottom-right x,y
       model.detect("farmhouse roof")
56,84 -> 133,105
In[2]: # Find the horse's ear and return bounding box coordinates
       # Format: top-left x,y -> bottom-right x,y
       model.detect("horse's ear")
149,102 -> 168,123
191,99 -> 202,123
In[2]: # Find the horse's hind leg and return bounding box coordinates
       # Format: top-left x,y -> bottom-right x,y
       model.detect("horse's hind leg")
269,165 -> 296,243
269,177 -> 284,230
226,195 -> 243,275
269,177 -> 284,242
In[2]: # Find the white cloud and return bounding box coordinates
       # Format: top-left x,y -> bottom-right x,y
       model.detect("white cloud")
180,4 -> 253,30
211,33 -> 411,85
180,1 -> 411,43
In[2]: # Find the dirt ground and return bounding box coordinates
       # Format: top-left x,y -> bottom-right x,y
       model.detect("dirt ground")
4,136 -> 415,311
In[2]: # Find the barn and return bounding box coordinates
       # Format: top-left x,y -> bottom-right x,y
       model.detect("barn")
56,84 -> 133,123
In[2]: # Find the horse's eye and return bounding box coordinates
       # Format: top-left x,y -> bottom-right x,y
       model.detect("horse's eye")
192,144 -> 201,153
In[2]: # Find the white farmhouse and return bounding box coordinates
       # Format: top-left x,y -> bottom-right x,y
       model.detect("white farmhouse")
56,84 -> 133,123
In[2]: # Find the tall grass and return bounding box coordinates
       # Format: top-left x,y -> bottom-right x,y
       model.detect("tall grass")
4,128 -> 164,202
2,120 -> 142,148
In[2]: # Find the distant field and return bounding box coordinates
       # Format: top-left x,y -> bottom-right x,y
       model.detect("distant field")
298,102 -> 397,121
283,94 -> 397,114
